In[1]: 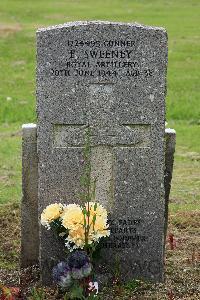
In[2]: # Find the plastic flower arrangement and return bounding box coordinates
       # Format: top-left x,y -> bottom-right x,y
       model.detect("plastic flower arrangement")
41,129 -> 110,299
41,201 -> 110,251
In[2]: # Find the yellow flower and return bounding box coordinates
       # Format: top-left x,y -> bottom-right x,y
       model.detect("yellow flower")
92,217 -> 110,240
67,227 -> 86,249
88,202 -> 108,219
62,204 -> 84,231
62,202 -> 110,250
66,226 -> 95,250
41,203 -> 63,226
87,202 -> 110,239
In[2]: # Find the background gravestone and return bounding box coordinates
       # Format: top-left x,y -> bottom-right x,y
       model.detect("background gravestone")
36,21 -> 168,284
21,124 -> 39,267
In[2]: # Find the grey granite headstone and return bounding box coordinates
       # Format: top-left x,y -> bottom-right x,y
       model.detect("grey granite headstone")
36,21 -> 168,284
20,126 -> 176,272
21,124 -> 39,267
164,128 -> 176,239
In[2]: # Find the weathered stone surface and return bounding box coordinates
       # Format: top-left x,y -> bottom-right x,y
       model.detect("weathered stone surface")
164,128 -> 176,239
36,21 -> 168,284
21,124 -> 39,267
21,126 -> 175,273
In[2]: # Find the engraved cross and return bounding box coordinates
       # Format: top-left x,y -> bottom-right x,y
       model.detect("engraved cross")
53,84 -> 151,208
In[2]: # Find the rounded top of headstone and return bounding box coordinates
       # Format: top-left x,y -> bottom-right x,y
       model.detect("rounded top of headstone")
36,20 -> 167,34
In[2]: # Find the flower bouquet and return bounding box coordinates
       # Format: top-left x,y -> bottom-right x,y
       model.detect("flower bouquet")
41,129 -> 110,299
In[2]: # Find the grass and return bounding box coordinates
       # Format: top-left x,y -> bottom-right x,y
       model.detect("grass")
168,121 -> 200,213
0,0 -> 199,122
0,124 -> 21,205
0,0 -> 199,206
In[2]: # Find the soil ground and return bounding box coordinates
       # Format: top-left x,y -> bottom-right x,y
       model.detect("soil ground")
0,203 -> 199,299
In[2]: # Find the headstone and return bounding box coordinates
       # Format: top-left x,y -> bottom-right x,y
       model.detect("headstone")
36,21 -> 168,284
164,128 -> 176,238
21,124 -> 39,267
20,126 -> 176,271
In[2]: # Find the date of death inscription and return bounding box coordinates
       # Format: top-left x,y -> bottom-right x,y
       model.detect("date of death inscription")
48,40 -> 155,79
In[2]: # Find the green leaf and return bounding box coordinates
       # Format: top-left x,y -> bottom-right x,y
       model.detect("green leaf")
82,208 -> 87,215
30,287 -> 45,300
70,284 -> 85,299
124,279 -> 141,291
92,214 -> 96,224
94,202 -> 98,211
87,294 -> 100,300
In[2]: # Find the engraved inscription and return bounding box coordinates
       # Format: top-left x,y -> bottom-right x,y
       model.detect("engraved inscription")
102,218 -> 147,249
49,39 -> 154,79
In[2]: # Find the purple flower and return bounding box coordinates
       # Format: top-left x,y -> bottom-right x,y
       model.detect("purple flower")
67,251 -> 90,269
52,251 -> 92,288
82,262 -> 92,277
52,261 -> 72,288
67,251 -> 92,279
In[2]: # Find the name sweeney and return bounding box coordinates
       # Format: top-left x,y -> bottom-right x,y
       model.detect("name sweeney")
70,49 -> 133,59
